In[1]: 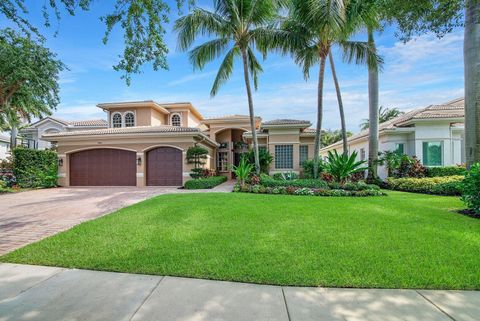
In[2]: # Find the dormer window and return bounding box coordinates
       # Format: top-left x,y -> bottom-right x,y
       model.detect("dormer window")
112,113 -> 122,128
124,112 -> 135,127
171,114 -> 181,127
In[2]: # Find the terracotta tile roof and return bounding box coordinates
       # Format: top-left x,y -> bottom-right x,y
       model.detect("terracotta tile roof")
262,119 -> 311,126
43,125 -> 200,138
204,114 -> 251,120
67,119 -> 108,127
321,97 -> 464,150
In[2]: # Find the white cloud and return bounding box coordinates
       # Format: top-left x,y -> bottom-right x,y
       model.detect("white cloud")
167,71 -> 217,86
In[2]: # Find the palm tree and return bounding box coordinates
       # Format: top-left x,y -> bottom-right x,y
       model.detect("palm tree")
174,0 -> 282,175
274,0 -> 381,178
360,106 -> 404,130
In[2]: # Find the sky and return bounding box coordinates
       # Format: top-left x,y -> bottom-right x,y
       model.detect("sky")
0,0 -> 465,134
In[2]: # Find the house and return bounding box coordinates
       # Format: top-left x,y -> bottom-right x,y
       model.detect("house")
42,101 -> 316,187
20,117 -> 108,149
320,98 -> 465,179
0,134 -> 10,160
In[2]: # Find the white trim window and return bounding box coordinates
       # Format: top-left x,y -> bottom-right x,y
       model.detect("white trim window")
422,141 -> 443,166
299,145 -> 309,164
171,113 -> 181,127
217,151 -> 228,172
124,112 -> 135,127
275,145 -> 293,169
112,113 -> 122,128
360,148 -> 366,161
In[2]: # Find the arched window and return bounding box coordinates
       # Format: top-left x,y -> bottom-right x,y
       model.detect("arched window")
124,112 -> 135,127
112,113 -> 122,128
171,114 -> 181,127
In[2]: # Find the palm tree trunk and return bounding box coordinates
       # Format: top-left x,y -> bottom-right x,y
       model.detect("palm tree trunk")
464,0 -> 480,168
328,51 -> 348,156
240,47 -> 261,174
367,27 -> 379,182
10,126 -> 18,148
313,55 -> 327,179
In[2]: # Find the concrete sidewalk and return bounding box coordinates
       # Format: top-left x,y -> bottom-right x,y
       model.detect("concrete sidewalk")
0,263 -> 478,321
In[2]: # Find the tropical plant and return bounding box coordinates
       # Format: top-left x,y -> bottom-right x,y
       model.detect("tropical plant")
231,157 -> 253,187
301,159 -> 325,178
396,155 -> 427,178
0,29 -> 65,127
377,150 -> 403,177
244,148 -> 274,174
174,0 -> 284,175
360,106 -> 405,130
0,0 -> 191,84
325,150 -> 368,183
321,129 -> 352,147
461,162 -> 480,214
271,0 -> 381,178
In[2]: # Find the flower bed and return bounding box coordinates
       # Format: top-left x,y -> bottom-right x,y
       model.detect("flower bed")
234,181 -> 385,197
184,176 -> 227,189
386,176 -> 464,196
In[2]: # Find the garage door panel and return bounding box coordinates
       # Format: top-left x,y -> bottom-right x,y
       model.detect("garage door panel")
70,149 -> 136,186
147,147 -> 183,186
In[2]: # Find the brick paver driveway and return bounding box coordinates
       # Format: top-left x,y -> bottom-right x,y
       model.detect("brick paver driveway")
0,183 -> 233,256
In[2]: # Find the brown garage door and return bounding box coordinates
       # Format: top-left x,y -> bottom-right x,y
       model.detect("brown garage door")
70,149 -> 136,186
146,147 -> 183,186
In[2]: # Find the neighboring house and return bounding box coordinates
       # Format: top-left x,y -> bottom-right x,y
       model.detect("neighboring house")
320,98 -> 465,179
0,134 -> 10,160
42,101 -> 316,187
20,117 -> 108,149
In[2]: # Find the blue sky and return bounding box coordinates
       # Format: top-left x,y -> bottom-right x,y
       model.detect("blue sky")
1,1 -> 464,134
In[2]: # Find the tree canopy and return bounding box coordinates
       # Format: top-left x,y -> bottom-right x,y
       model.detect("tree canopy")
0,29 -> 65,126
360,106 -> 405,130
0,0 -> 192,84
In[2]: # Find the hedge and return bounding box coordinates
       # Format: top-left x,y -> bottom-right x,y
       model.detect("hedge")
12,148 -> 58,188
184,176 -> 227,189
426,166 -> 466,177
234,184 -> 385,197
260,176 -> 329,189
386,176 -> 464,196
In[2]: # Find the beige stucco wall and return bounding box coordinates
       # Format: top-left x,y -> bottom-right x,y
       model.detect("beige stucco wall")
56,135 -> 215,187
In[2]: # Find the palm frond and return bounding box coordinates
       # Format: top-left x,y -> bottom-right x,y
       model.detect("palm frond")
294,44 -> 320,80
210,46 -> 240,97
189,38 -> 230,70
339,40 -> 383,70
174,8 -> 229,52
247,47 -> 263,90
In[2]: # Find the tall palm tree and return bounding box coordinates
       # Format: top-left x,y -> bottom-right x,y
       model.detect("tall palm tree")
174,0 -> 282,175
465,0 -> 480,168
275,0 -> 381,178
328,51 -> 348,155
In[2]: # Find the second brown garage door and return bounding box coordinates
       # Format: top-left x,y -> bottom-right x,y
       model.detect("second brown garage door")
70,149 -> 136,186
146,147 -> 183,186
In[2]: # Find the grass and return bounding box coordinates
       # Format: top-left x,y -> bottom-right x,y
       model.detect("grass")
2,191 -> 478,290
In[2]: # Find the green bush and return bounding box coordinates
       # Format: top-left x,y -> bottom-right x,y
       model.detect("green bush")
272,172 -> 298,180
386,176 -> 464,196
301,159 -> 324,178
234,183 -> 385,197
184,176 -> 227,189
12,148 -> 58,188
461,163 -> 480,214
244,148 -> 273,174
426,166 -> 466,177
260,175 -> 329,189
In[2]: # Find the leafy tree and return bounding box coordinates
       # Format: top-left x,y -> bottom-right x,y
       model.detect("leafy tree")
243,148 -> 273,174
360,106 -> 405,130
0,29 -> 65,130
271,0 -> 381,178
0,0 -> 192,84
321,129 -> 352,147
186,145 -> 209,179
174,0 -> 283,175
381,0 -> 478,168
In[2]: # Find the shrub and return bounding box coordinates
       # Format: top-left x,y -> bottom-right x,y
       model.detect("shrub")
324,150 -> 368,183
186,145 -> 209,179
396,156 -> 427,178
301,159 -> 324,178
426,166 -> 466,177
272,172 -> 298,180
12,148 -> 58,188
386,176 -> 464,196
461,163 -> 480,214
232,157 -> 253,186
244,148 -> 273,174
184,176 -> 227,189
260,175 -> 329,189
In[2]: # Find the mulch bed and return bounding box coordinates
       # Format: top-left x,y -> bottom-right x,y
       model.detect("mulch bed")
458,209 -> 480,219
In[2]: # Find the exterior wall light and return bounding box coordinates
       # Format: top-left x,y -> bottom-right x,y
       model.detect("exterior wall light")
137,157 -> 142,166
58,158 -> 63,166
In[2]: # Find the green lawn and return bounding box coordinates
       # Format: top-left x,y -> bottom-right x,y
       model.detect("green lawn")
2,191 -> 479,289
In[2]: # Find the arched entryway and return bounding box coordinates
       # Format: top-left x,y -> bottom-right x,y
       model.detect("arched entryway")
214,128 -> 248,178
146,147 -> 183,186
69,148 -> 136,186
